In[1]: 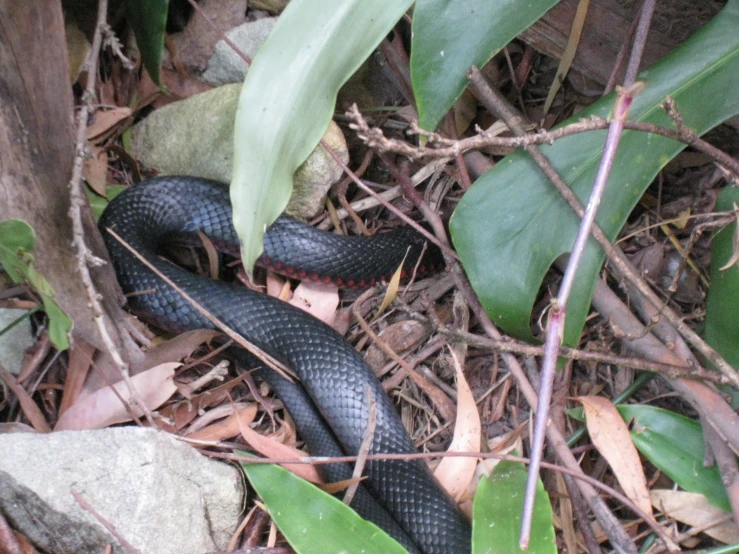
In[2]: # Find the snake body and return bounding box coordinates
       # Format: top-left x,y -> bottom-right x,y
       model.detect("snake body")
99,176 -> 471,553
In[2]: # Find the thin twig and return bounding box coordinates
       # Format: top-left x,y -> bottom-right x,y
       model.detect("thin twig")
351,288 -> 456,421
0,505 -> 24,554
521,82 -> 644,548
103,227 -> 294,382
206,449 -> 677,551
343,386 -> 377,506
623,0 -> 656,87
430,325 -> 729,385
346,105 -> 739,178
321,140 -> 459,261
71,490 -> 141,554
466,66 -> 739,391
67,0 -> 155,426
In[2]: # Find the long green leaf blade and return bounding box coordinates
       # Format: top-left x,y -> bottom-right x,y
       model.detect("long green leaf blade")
232,0 -> 413,275
411,0 -> 558,132
450,0 -> 739,345
0,220 -> 71,350
703,187 -> 739,367
473,459 -> 556,553
240,457 -> 408,554
618,405 -> 730,512
124,0 -> 169,86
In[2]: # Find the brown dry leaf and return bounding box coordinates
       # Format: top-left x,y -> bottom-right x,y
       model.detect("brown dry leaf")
673,208 -> 692,230
448,89 -> 477,137
289,281 -> 339,326
543,0 -> 590,114
651,490 -> 739,544
320,476 -> 366,494
719,202 -> 739,271
366,319 -> 431,372
457,429 -> 524,518
0,366 -> 50,433
375,256 -> 405,319
55,362 -> 180,431
579,395 -> 652,517
234,406 -> 323,484
65,20 -> 90,84
85,107 -> 132,143
131,329 -> 220,375
157,374 -> 247,432
187,404 -> 258,442
58,338 -> 95,417
266,271 -> 293,301
434,350 -> 481,500
82,144 -> 108,196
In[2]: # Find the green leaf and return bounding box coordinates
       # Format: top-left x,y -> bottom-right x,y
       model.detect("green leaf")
232,0 -> 413,275
0,220 -> 71,350
87,184 -> 128,221
450,0 -> 739,345
618,405 -> 730,512
703,187 -> 739,367
411,0 -> 558,132
125,0 -> 169,86
240,456 -> 408,554
473,459 -> 556,554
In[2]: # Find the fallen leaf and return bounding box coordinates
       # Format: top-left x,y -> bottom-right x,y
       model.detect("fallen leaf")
187,404 -> 258,442
0,366 -> 50,433
719,202 -> 739,271
234,405 -> 323,484
289,281 -> 339,326
55,362 -> 180,430
157,374 -> 247,432
673,208 -> 692,230
86,107 -> 132,143
58,337 -> 95,417
65,20 -> 90,84
651,489 -> 739,544
83,144 -> 108,196
543,0 -> 590,114
579,395 -> 652,517
375,255 -> 405,319
434,350 -> 481,500
131,329 -> 220,375
266,271 -> 289,299
365,319 -> 431,373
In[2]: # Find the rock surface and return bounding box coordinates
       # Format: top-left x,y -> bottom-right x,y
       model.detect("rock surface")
130,84 -> 348,219
0,427 -> 243,554
201,18 -> 277,86
0,308 -> 33,375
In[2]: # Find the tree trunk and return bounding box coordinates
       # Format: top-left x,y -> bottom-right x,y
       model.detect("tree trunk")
0,0 -> 136,359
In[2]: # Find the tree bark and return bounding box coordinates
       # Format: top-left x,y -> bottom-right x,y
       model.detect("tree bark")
0,1 -> 135,358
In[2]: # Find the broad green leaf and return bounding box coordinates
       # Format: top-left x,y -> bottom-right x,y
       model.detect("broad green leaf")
618,405 -> 730,512
125,0 -> 169,86
411,0 -> 558,132
87,184 -> 128,221
473,459 -> 556,554
0,220 -> 71,350
240,456 -> 408,554
703,187 -> 739,367
232,0 -> 413,275
450,0 -> 739,345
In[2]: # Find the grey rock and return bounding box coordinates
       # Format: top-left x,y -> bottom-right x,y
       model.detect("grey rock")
130,84 -> 348,219
0,308 -> 34,375
0,428 -> 243,554
201,18 -> 277,86
290,120 -> 349,219
130,84 -> 241,185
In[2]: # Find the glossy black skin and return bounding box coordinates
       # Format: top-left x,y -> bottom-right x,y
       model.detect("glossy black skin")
99,176 -> 469,554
